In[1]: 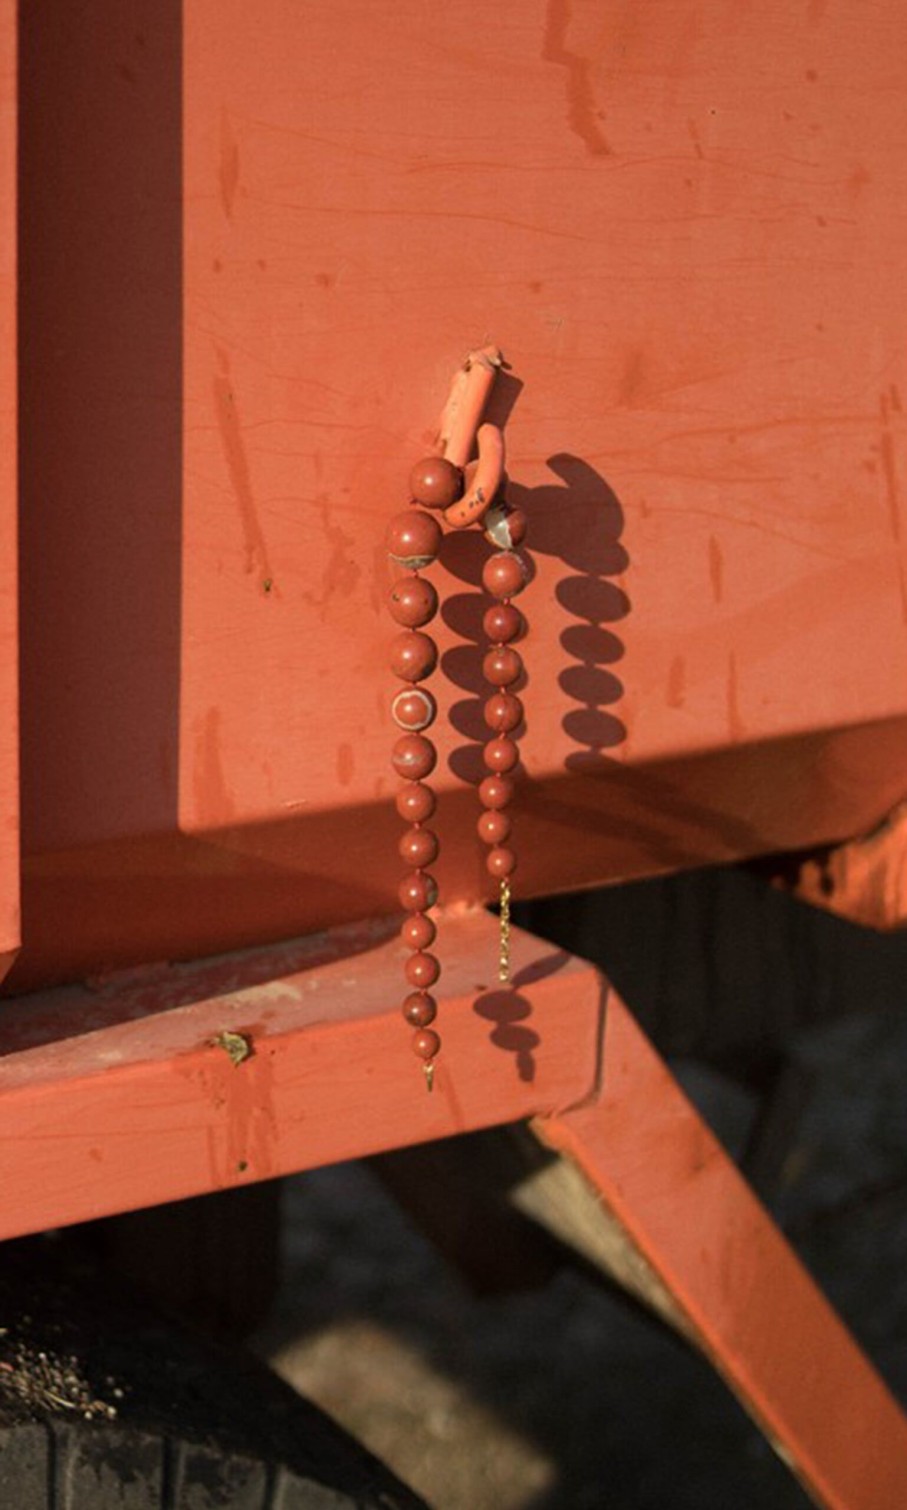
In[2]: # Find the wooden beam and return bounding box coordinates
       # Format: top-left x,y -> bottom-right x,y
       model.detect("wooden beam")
0,910 -> 603,1241
536,999 -> 907,1510
0,0 -> 17,984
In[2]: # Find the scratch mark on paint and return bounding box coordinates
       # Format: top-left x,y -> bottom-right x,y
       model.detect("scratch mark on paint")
371,538 -> 389,615
337,743 -> 355,786
219,110 -> 240,220
879,393 -> 907,623
708,536 -> 724,603
687,118 -> 705,160
897,560 -> 907,628
880,392 -> 900,545
880,430 -> 900,541
618,348 -> 646,407
300,495 -> 361,619
666,656 -> 686,709
726,652 -> 744,742
542,0 -> 612,156
194,707 -> 235,824
213,347 -> 275,587
846,162 -> 871,200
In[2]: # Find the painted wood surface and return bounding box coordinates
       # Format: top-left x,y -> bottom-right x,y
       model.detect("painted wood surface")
0,912 -> 603,1238
539,1006 -> 907,1510
14,1 -> 907,985
768,797 -> 907,931
0,0 -> 16,983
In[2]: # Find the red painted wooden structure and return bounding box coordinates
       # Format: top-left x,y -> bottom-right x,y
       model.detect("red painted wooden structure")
4,3 -> 907,1506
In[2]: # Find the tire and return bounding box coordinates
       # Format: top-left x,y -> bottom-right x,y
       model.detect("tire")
0,1235 -> 428,1509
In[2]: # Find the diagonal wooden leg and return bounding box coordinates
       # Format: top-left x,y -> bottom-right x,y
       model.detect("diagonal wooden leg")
534,992 -> 907,1510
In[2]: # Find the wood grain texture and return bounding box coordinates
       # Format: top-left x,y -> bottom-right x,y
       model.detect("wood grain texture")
14,1 -> 907,985
0,0 -> 16,977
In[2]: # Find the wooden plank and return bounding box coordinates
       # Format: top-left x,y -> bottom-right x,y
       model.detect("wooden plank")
0,912 -> 602,1241
0,0 -> 16,982
537,1000 -> 907,1510
15,1 -> 907,986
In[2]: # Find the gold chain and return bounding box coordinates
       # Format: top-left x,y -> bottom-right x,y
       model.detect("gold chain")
499,877 -> 512,983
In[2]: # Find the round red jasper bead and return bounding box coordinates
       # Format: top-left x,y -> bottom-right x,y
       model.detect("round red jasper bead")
403,991 -> 437,1027
487,847 -> 517,879
389,630 -> 437,683
484,692 -> 522,733
386,509 -> 443,567
391,733 -> 437,780
478,809 -> 511,845
409,456 -> 462,510
483,646 -> 522,686
401,913 -> 436,951
395,782 -> 436,823
388,577 -> 438,628
483,603 -> 523,644
405,952 -> 440,989
483,736 -> 519,773
478,774 -> 514,810
398,827 -> 439,867
392,687 -> 437,732
399,871 -> 438,912
482,551 -> 529,599
412,1027 -> 441,1060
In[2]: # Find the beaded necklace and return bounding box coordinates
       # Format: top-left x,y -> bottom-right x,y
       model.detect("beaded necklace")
385,348 -> 529,1089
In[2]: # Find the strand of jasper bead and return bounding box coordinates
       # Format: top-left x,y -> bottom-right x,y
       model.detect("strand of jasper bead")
478,499 -> 529,983
387,454 -> 463,1089
392,353 -> 505,1081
